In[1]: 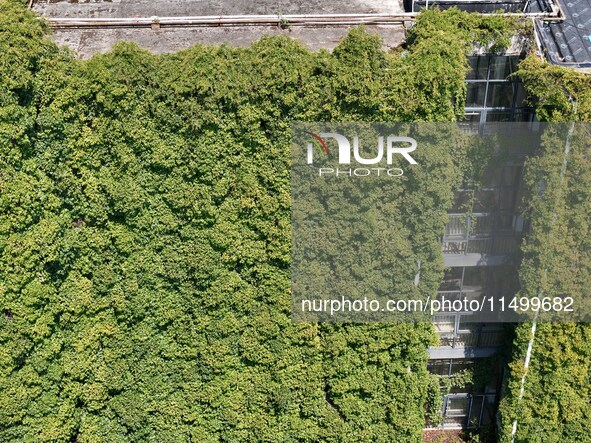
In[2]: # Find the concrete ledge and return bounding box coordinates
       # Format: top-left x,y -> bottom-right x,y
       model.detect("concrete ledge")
428,346 -> 499,359
47,25 -> 407,58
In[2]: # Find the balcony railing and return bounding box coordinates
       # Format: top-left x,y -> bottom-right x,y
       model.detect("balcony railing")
443,213 -> 522,255
437,329 -> 505,348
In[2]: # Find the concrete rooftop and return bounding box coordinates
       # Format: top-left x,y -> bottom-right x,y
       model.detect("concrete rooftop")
46,26 -> 406,58
33,0 -> 403,18
33,0 -> 406,57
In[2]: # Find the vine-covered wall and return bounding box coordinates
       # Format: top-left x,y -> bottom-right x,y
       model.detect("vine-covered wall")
499,58 -> 591,443
0,1 -> 524,441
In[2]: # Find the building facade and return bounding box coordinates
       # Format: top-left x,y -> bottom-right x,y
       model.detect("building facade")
427,54 -> 537,430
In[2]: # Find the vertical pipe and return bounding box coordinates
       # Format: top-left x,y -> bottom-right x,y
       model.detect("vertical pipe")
511,120 -> 575,442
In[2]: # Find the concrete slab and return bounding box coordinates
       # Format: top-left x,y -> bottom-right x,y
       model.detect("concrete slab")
47,24 -> 406,58
428,346 -> 499,359
33,0 -> 404,19
34,1 -> 406,56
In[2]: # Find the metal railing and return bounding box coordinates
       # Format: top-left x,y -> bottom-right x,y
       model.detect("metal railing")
40,10 -> 563,29
443,213 -> 522,255
438,329 -> 505,348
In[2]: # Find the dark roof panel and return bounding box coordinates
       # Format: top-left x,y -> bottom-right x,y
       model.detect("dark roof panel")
538,0 -> 591,67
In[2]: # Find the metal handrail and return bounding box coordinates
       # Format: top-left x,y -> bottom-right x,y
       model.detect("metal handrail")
42,10 -> 563,29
